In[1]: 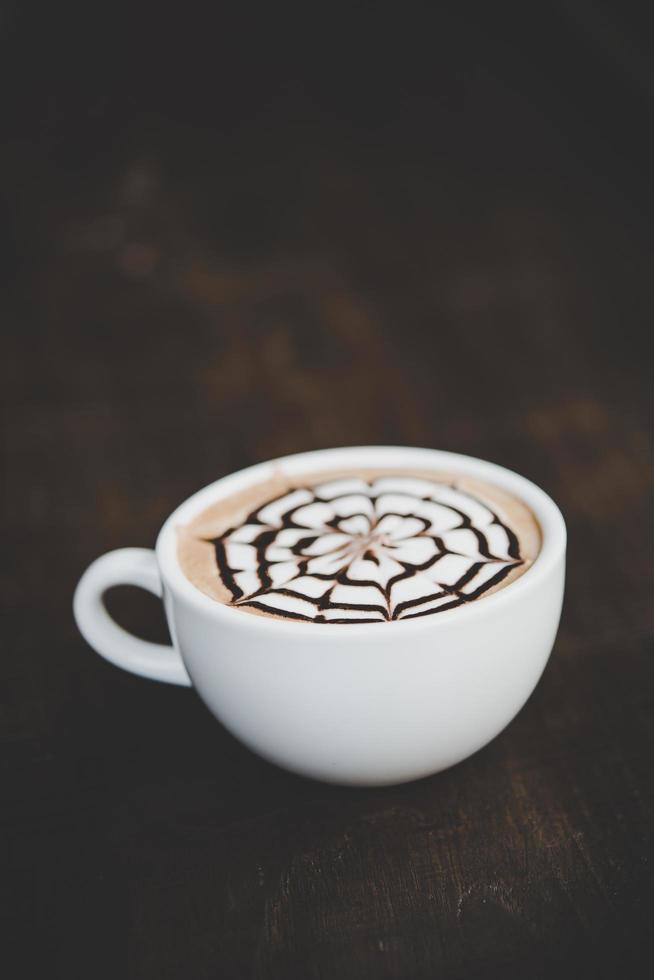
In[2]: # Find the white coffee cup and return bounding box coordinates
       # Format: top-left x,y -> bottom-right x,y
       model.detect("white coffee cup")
73,446 -> 566,786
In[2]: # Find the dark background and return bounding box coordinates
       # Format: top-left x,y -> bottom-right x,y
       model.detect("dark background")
3,2 -> 653,978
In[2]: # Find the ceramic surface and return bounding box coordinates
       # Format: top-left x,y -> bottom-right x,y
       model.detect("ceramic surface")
74,447 -> 566,785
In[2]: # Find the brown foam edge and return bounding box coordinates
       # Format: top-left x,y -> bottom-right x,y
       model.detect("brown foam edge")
176,467 -> 542,620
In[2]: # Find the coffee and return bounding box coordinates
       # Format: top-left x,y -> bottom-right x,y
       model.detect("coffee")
177,468 -> 541,623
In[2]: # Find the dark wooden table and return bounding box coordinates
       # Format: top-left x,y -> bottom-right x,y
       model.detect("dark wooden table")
3,5 -> 653,978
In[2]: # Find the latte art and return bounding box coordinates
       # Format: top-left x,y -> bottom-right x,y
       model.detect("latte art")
186,475 -> 537,623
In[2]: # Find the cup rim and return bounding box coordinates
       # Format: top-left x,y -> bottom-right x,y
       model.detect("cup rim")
156,445 -> 566,635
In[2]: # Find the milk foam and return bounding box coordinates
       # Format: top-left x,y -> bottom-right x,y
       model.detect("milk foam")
203,476 -> 531,623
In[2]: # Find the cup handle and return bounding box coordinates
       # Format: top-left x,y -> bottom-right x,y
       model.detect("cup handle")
73,548 -> 192,686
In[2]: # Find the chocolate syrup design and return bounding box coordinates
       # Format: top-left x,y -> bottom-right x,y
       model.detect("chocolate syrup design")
206,476 -> 525,623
